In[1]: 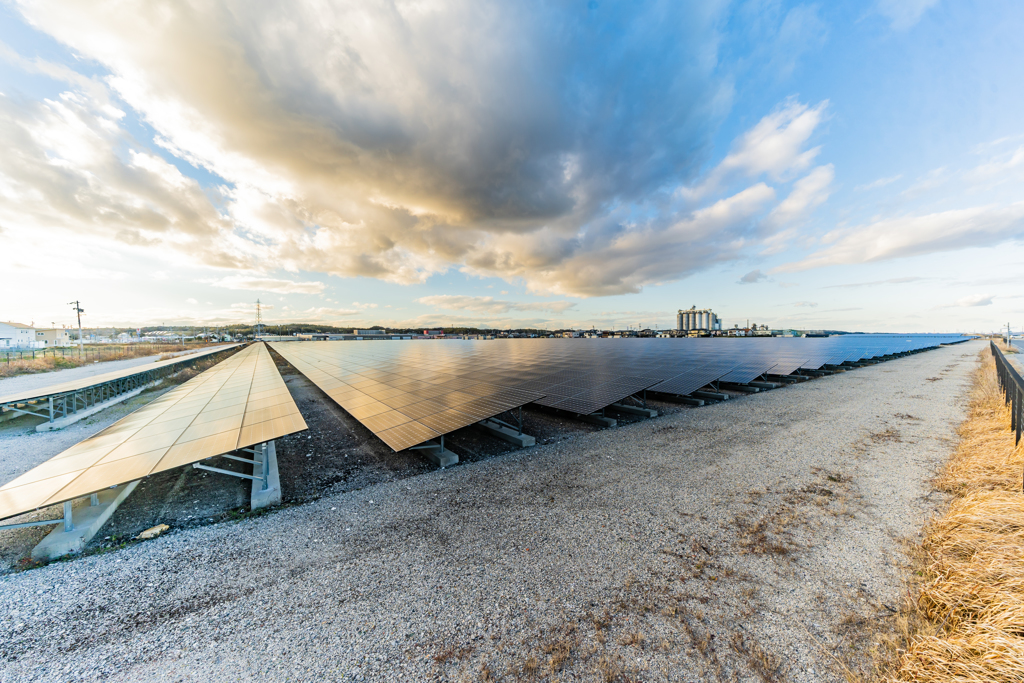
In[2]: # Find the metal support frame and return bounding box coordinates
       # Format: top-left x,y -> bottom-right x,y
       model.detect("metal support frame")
0,491 -> 100,532
192,442 -> 270,490
410,434 -> 446,451
0,347 -> 237,424
486,406 -> 525,435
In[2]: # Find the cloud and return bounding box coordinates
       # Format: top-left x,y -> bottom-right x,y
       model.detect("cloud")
351,302 -> 378,310
186,298 -> 197,304
779,202 -> 1024,271
793,301 -> 818,307
876,0 -> 939,30
824,277 -> 928,289
682,100 -> 828,201
951,294 -> 995,308
206,276 -> 325,294
739,269 -> 769,284
855,174 -> 902,191
4,3 -> 841,298
417,295 -> 577,314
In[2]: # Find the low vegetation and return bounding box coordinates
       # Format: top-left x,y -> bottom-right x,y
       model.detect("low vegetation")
0,343 -> 223,379
877,346 -> 1024,682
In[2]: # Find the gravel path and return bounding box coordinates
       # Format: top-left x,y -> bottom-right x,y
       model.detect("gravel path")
0,341 -> 980,682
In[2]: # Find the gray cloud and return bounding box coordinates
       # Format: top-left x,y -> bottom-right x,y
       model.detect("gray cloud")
8,1 -> 832,298
739,269 -> 769,284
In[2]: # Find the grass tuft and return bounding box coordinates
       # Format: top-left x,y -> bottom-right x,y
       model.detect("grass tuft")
879,346 -> 1024,682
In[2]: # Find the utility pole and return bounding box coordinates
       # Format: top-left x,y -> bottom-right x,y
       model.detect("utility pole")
68,301 -> 84,355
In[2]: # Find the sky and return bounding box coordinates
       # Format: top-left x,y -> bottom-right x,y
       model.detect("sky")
1,0 -> 1022,333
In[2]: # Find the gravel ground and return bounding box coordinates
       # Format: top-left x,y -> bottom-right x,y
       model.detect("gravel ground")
0,341 -> 980,682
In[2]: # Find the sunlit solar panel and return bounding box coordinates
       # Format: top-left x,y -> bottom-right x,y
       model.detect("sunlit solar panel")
0,343 -> 306,523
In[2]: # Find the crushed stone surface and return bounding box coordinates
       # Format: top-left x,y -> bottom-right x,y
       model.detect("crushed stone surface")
0,341 -> 981,682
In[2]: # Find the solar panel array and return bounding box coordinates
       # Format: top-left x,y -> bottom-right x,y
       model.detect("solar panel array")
270,334 -> 967,452
0,342 -> 305,523
269,342 -> 545,451
0,344 -> 241,407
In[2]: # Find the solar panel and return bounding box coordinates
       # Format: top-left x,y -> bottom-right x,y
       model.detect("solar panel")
0,344 -> 241,407
268,334 -> 967,452
268,342 -> 545,452
0,343 -> 306,523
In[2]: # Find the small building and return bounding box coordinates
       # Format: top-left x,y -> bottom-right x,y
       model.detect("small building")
0,321 -> 42,349
35,328 -> 72,347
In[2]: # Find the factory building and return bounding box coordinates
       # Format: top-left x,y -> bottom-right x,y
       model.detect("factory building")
676,307 -> 722,333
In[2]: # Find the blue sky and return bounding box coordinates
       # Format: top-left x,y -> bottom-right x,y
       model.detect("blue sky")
1,0 -> 1022,333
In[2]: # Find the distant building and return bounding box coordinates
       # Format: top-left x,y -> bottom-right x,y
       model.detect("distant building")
35,328 -> 72,347
0,321 -> 42,349
676,307 -> 722,333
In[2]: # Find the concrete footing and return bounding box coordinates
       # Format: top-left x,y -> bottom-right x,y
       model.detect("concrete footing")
34,381 -> 160,432
250,441 -> 281,510
693,390 -> 729,402
32,481 -> 139,560
576,413 -> 617,427
720,383 -> 759,393
746,381 -> 778,390
676,397 -> 705,406
419,444 -> 459,467
476,419 -> 535,447
608,403 -> 658,418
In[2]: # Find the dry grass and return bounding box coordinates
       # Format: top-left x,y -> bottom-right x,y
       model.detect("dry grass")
0,343 -> 223,379
879,346 -> 1024,682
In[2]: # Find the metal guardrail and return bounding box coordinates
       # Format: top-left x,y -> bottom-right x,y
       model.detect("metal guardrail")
990,342 -> 1022,486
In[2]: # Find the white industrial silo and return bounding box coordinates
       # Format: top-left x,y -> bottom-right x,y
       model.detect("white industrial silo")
676,311 -> 684,331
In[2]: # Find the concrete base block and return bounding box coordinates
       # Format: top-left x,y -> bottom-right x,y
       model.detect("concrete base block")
693,391 -> 729,401
608,403 -> 658,418
35,381 -> 160,432
32,481 -> 139,560
677,397 -> 705,406
720,383 -> 759,393
419,444 -> 459,467
476,419 -> 535,447
576,413 -> 617,427
250,441 -> 281,510
746,381 -> 778,390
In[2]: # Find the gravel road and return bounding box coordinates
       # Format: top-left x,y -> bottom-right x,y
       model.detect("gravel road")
0,341 -> 980,682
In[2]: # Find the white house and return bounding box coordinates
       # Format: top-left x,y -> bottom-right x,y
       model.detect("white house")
0,321 -> 44,349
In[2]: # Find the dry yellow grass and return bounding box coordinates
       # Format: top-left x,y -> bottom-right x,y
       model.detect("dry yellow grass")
883,346 -> 1024,682
0,343 -> 222,379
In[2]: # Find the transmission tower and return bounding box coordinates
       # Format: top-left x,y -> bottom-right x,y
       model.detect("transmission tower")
255,299 -> 264,339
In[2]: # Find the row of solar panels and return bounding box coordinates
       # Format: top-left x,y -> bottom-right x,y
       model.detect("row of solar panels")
0,344 -> 242,407
271,334 -> 968,452
0,334 -> 968,525
0,343 -> 306,524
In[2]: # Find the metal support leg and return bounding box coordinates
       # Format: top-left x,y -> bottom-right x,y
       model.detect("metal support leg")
261,442 -> 269,491
90,493 -> 99,506
63,501 -> 74,533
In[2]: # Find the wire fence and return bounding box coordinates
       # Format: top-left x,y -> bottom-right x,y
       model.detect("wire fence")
991,339 -> 1023,449
0,343 -> 223,365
